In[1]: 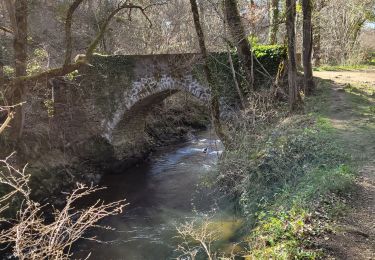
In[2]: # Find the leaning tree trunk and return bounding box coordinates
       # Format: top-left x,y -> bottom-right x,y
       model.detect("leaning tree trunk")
224,0 -> 254,90
189,0 -> 230,147
302,0 -> 314,94
268,0 -> 279,44
8,0 -> 28,140
285,0 -> 300,111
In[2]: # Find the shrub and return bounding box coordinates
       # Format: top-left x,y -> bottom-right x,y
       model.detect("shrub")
253,45 -> 287,73
193,45 -> 287,104
218,112 -> 353,223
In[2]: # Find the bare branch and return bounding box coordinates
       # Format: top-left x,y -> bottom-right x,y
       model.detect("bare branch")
0,25 -> 13,34
0,111 -> 14,134
0,103 -> 24,134
86,2 -> 154,58
0,153 -> 127,259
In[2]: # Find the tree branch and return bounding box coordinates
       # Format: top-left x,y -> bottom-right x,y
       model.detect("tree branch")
0,25 -> 13,34
4,1 -> 155,94
0,111 -> 14,134
3,62 -> 84,92
86,2 -> 154,58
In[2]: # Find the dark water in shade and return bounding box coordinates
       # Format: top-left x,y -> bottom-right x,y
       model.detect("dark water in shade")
74,131 -> 224,260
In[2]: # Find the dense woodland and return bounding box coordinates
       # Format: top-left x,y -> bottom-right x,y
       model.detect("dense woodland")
0,0 -> 375,259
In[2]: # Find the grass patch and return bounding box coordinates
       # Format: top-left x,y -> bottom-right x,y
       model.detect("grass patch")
314,64 -> 375,71
245,208 -> 321,260
344,83 -> 374,97
343,83 -> 375,119
217,83 -> 356,258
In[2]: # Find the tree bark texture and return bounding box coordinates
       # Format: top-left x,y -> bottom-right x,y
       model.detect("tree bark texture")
268,0 -> 279,44
312,0 -> 325,66
224,0 -> 254,90
10,0 -> 27,140
286,0 -> 300,110
302,0 -> 314,94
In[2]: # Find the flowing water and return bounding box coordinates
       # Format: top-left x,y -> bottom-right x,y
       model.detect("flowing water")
74,131 -> 225,260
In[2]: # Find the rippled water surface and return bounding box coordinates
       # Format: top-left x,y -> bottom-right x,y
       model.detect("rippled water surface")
75,131 -> 223,260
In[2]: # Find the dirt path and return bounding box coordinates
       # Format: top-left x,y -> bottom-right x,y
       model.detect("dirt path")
314,70 -> 375,259
314,69 -> 375,87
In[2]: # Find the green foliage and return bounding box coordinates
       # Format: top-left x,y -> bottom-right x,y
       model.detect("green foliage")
246,207 -> 321,259
296,2 -> 303,14
27,48 -> 49,75
231,115 -> 352,220
43,99 -> 54,118
3,66 -> 14,77
193,45 -> 287,104
66,70 -> 79,80
247,35 -> 260,47
34,48 -> 48,59
369,52 -> 375,65
218,86 -> 355,257
252,45 -> 287,77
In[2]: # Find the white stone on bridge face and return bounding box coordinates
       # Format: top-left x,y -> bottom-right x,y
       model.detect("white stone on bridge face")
101,73 -> 210,141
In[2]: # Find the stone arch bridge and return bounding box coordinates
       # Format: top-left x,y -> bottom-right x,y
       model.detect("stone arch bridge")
75,53 -> 210,159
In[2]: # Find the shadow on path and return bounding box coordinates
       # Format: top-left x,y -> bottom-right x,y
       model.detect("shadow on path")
314,71 -> 375,259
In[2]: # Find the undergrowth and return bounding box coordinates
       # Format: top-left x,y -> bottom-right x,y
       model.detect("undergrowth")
216,84 -> 355,259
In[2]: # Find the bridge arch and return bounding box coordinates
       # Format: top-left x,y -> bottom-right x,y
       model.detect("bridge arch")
101,74 -> 210,159
79,53 -> 211,160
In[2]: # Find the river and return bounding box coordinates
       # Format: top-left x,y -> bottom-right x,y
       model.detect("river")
74,131 -> 225,260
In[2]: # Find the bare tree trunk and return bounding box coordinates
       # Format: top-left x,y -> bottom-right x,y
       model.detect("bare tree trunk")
224,0 -> 254,90
286,0 -> 300,110
302,0 -> 314,94
189,0 -> 230,147
268,0 -> 279,44
4,0 -> 17,35
0,36 -> 4,80
9,0 -> 27,140
0,61 -> 3,80
64,0 -> 85,66
312,24 -> 321,66
312,0 -> 325,66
